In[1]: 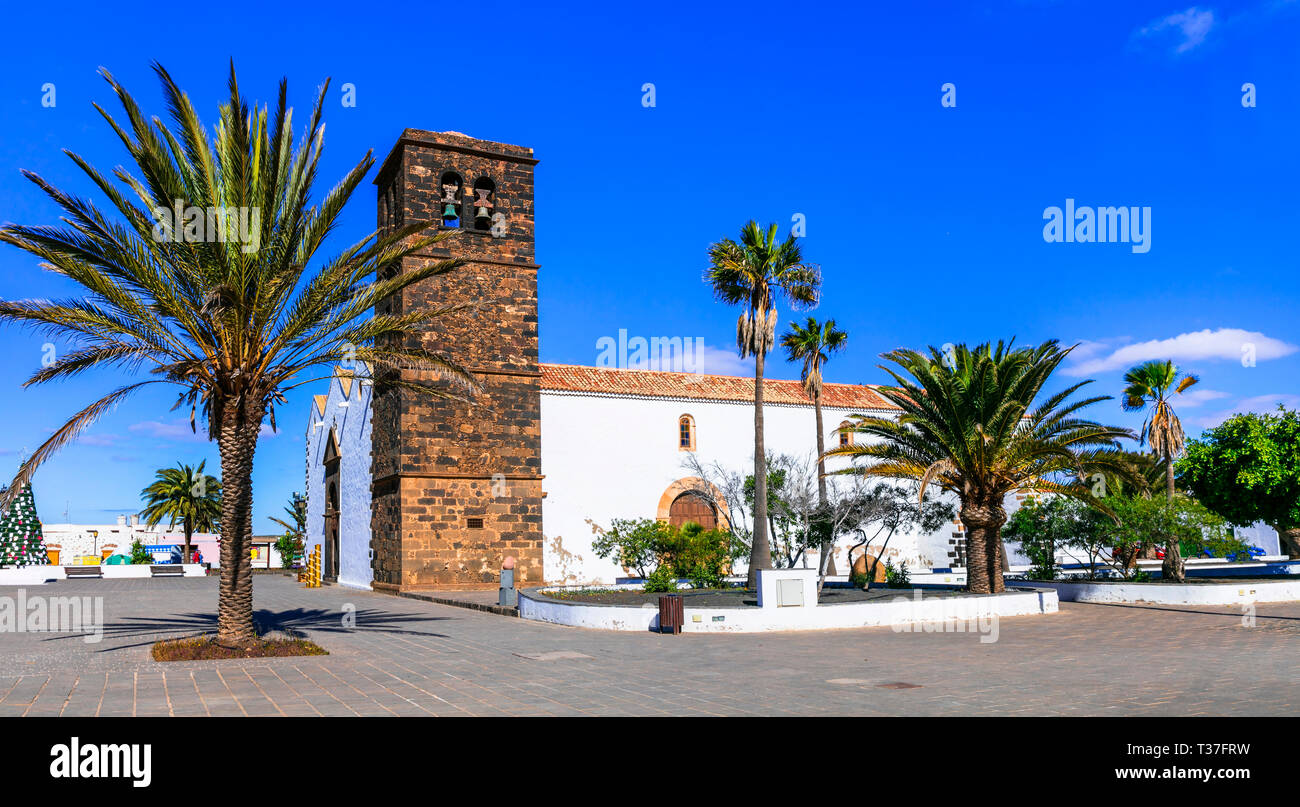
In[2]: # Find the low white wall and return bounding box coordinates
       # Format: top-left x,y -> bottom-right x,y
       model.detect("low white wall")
0,566 -> 61,586
519,586 -> 1057,633
0,564 -> 207,586
1029,578 -> 1300,605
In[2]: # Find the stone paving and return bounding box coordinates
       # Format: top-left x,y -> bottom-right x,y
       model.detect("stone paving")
0,575 -> 1296,716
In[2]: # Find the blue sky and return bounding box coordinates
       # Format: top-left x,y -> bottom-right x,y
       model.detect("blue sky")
0,0 -> 1296,526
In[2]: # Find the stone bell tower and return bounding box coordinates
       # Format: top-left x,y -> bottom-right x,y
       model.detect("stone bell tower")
369,130 -> 543,592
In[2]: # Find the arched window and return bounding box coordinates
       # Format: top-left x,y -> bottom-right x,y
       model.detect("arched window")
471,177 -> 496,231
439,172 -> 463,228
678,414 -> 695,450
838,420 -> 853,448
668,491 -> 716,530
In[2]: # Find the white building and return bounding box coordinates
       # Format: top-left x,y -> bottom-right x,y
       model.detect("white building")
305,361 -> 980,589
41,514 -> 219,565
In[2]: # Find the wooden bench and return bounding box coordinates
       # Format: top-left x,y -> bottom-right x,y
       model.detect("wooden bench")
63,565 -> 103,578
149,565 -> 187,578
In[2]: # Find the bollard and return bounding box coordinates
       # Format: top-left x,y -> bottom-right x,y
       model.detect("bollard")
499,556 -> 517,607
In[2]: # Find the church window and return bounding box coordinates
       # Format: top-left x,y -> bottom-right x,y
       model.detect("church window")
838,421 -> 853,448
678,415 -> 695,450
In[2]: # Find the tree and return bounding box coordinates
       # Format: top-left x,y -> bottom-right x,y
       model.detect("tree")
1105,493 -> 1234,571
1179,406 -> 1300,558
1122,359 -> 1199,580
827,340 -> 1134,594
706,221 -> 819,587
1003,495 -> 1110,580
269,491 -> 307,541
0,484 -> 48,568
0,64 -> 475,646
781,316 -> 847,572
140,461 -> 222,564
743,453 -> 824,569
590,518 -> 670,579
842,481 -> 955,591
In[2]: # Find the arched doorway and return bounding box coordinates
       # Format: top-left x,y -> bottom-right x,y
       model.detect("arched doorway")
668,491 -> 717,530
323,428 -> 341,581
325,482 -> 340,580
656,478 -> 730,530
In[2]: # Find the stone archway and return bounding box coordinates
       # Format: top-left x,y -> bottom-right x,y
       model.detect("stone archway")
656,477 -> 731,531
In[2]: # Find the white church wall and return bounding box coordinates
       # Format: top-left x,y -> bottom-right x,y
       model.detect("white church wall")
304,373 -> 374,590
539,391 -> 961,585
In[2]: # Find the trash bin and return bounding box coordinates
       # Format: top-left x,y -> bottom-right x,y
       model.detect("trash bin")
658,594 -> 684,635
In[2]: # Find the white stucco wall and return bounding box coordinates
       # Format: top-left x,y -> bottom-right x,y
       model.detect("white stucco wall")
539,390 -> 966,585
305,372 -> 374,590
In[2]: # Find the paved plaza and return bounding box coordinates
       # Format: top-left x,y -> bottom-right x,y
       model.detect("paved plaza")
0,575 -> 1296,716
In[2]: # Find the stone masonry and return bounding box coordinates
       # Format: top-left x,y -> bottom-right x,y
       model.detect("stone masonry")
370,130 -> 543,591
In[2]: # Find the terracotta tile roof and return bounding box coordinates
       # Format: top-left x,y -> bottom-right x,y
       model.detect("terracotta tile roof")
539,363 -> 898,411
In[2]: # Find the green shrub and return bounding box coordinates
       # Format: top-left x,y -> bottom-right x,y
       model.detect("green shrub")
849,569 -> 870,589
591,518 -> 671,578
661,521 -> 738,589
129,539 -> 152,565
884,559 -> 910,588
643,565 -> 677,593
274,532 -> 303,569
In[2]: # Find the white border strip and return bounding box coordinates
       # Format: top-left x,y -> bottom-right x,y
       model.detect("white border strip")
519,587 -> 1058,633
1026,578 -> 1300,604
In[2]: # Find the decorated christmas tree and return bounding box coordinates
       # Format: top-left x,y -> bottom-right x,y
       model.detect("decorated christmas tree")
0,484 -> 49,568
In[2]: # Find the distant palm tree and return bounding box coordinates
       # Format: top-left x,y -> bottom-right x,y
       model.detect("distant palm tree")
827,340 -> 1134,593
1122,359 -> 1199,581
706,221 -> 819,587
0,64 -> 476,646
269,491 -> 307,567
269,492 -> 307,539
140,461 -> 222,563
781,316 -> 847,572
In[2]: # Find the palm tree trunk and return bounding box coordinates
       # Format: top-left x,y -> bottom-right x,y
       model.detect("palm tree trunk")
216,399 -> 263,647
813,387 -> 835,576
183,515 -> 193,566
1270,523 -> 1300,559
748,349 -> 771,589
961,497 -> 1008,594
1161,455 -> 1185,582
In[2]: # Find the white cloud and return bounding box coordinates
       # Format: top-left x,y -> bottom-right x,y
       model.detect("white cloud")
1194,393 -> 1300,428
1173,388 -> 1231,408
1064,328 -> 1297,376
1137,7 -> 1216,53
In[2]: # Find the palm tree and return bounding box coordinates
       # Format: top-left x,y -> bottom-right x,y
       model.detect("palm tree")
1122,359 -> 1199,581
140,461 -> 222,563
269,491 -> 307,539
706,221 -> 819,587
781,316 -> 847,573
0,64 -> 477,646
826,340 -> 1134,594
